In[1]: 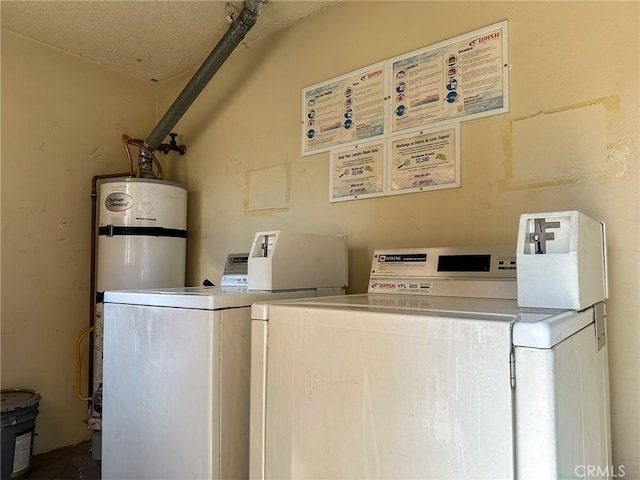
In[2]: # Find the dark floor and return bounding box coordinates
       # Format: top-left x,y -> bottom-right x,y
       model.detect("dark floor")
28,441 -> 100,480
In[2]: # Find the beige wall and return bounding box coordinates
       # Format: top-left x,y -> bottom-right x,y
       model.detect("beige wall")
1,0 -> 638,472
159,1 -> 639,475
1,31 -> 156,453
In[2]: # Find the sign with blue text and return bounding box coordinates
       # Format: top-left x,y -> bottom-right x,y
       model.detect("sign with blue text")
301,21 -> 509,157
389,21 -> 509,135
302,63 -> 385,157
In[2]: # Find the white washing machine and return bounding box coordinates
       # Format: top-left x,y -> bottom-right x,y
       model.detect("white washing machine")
250,212 -> 611,480
101,231 -> 348,480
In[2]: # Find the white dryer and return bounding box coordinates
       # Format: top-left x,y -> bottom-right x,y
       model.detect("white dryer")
101,231 -> 348,480
250,212 -> 611,480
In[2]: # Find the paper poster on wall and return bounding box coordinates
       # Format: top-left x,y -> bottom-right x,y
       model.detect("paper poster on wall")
302,63 -> 385,156
389,21 -> 508,133
387,124 -> 460,195
330,141 -> 385,202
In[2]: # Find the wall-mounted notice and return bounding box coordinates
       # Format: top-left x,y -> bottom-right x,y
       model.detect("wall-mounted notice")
390,21 -> 508,133
388,124 -> 460,195
330,141 -> 385,202
302,21 -> 508,159
302,63 -> 385,156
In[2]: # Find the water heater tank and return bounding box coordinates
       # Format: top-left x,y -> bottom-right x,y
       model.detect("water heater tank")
97,178 -> 187,291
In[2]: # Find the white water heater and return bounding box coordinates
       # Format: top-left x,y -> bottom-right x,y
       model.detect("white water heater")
92,178 -> 187,418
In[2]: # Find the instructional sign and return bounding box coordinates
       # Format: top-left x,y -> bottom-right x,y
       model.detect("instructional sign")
302,63 -> 385,156
330,141 -> 385,202
388,125 -> 460,195
390,21 -> 508,133
301,21 -> 508,157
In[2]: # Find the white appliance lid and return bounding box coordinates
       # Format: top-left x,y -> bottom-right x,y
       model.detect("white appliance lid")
104,286 -> 321,310
252,293 -> 522,320
251,293 -> 591,348
512,308 -> 594,348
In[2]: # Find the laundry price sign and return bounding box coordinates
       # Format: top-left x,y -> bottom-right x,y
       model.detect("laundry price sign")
388,124 -> 460,195
330,141 -> 385,202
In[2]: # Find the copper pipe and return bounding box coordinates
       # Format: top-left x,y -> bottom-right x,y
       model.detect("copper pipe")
124,136 -> 163,179
121,134 -> 135,172
130,141 -> 163,179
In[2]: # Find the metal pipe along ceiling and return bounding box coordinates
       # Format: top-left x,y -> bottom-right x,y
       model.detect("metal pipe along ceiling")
145,0 -> 264,151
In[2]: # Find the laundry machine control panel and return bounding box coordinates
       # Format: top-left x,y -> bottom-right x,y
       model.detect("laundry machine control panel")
368,246 -> 516,298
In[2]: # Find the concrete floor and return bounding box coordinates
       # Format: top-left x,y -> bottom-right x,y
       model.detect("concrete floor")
28,441 -> 100,480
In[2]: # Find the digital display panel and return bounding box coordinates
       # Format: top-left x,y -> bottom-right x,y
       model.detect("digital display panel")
437,254 -> 491,272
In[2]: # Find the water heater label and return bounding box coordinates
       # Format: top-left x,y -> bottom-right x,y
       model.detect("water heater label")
105,193 -> 134,212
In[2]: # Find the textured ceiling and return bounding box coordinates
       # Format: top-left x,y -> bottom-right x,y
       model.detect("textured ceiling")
1,1 -> 339,82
